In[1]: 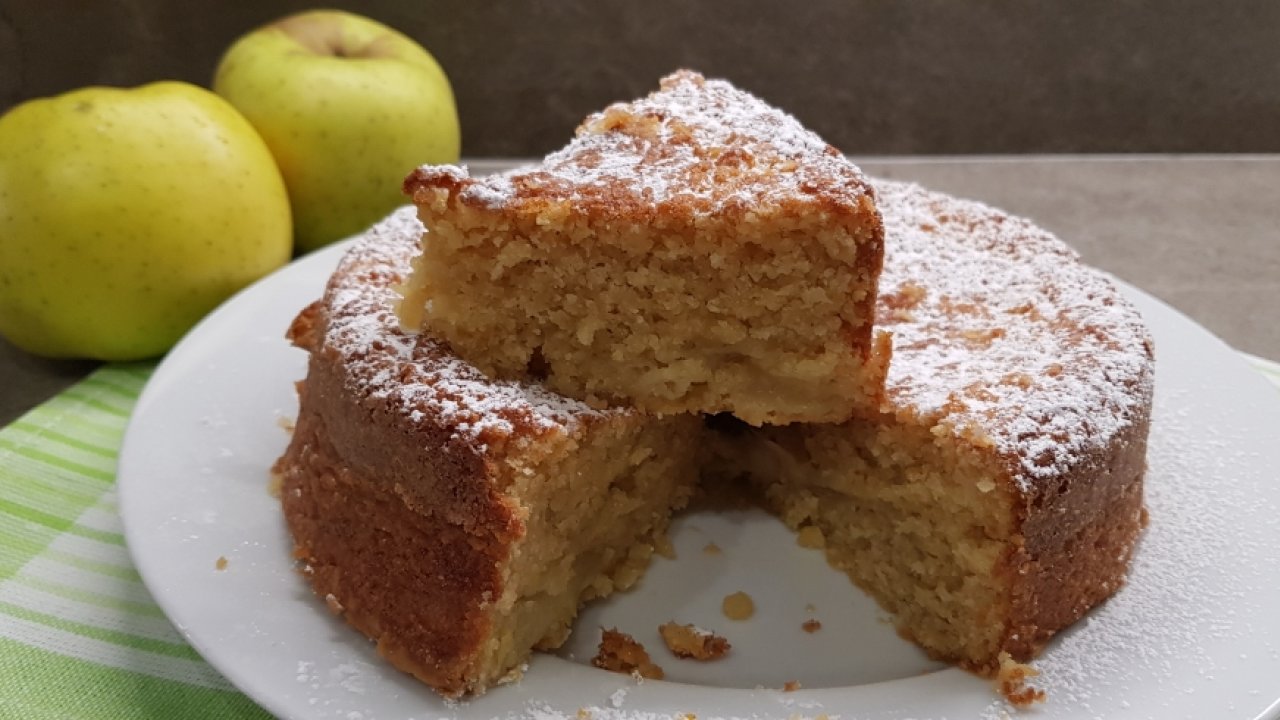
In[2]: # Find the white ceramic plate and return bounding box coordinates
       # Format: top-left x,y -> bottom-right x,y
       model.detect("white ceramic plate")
119,237 -> 1280,720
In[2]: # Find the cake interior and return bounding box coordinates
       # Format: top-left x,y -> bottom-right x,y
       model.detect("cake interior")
714,416 -> 1016,670
469,414 -> 702,688
401,194 -> 887,425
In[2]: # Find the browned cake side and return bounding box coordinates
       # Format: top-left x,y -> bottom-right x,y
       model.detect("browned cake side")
281,369 -> 512,693
998,417 -> 1148,665
275,209 -> 702,697
399,70 -> 888,425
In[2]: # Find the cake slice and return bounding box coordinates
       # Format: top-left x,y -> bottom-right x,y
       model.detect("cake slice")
400,70 -> 888,426
714,179 -> 1154,676
275,209 -> 703,697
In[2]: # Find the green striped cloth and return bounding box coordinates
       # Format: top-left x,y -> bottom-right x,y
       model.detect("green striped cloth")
1,356 -> 1278,718
0,364 -> 269,719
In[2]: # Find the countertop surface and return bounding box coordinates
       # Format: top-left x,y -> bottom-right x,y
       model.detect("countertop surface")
2,155 -> 1277,425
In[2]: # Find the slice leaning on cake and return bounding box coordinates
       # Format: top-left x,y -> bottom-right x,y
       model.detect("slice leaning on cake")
399,70 -> 890,426
275,70 -> 1153,701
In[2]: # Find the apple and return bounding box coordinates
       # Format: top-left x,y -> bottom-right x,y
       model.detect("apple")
213,10 -> 460,253
0,82 -> 292,361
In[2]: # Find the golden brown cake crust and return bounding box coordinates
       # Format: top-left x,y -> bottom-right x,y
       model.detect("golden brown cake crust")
280,394 -> 510,694
997,411 -> 1149,664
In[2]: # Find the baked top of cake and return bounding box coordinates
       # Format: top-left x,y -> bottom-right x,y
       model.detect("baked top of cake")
313,207 -> 627,457
405,70 -> 876,224
873,179 -> 1155,490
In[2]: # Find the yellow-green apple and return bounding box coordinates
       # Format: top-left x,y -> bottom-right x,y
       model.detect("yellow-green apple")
213,10 -> 460,252
0,82 -> 292,361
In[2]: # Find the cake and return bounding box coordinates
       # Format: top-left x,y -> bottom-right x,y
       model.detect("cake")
399,71 -> 889,426
276,175 -> 1153,699
276,208 -> 703,696
714,179 -> 1154,673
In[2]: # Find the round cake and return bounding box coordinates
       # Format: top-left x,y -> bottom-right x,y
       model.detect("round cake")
275,179 -> 1154,700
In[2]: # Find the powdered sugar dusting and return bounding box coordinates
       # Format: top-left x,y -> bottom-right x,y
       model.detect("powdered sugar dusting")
875,180 -> 1154,490
319,207 -> 620,452
412,70 -> 871,218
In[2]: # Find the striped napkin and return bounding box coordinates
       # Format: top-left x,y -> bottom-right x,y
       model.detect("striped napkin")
0,364 -> 268,719
2,356 -> 1278,719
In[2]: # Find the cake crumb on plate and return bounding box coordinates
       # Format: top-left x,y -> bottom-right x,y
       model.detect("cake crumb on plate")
796,525 -> 825,549
721,591 -> 755,620
658,622 -> 730,660
592,628 -> 664,680
996,651 -> 1046,707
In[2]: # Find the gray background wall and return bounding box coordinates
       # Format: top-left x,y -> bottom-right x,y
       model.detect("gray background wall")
2,0 -> 1278,156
